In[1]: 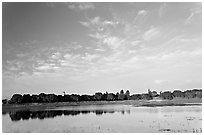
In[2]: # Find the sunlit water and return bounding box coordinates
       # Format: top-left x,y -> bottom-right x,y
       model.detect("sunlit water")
2,105 -> 202,133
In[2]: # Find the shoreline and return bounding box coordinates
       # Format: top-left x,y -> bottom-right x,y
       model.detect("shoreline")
2,98 -> 202,113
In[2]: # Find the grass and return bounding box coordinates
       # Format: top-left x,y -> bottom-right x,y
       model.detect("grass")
2,98 -> 202,113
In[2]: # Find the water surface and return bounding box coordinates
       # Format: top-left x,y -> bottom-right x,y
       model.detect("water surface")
2,104 -> 202,133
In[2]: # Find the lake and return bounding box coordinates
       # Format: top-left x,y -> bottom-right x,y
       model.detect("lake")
2,104 -> 202,133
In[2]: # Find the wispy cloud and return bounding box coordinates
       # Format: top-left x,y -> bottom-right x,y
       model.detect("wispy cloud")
82,53 -> 100,62
103,36 -> 122,50
128,50 -> 137,54
137,10 -> 148,16
79,21 -> 90,27
103,20 -> 119,25
68,2 -> 95,11
154,80 -> 165,84
95,48 -> 106,52
80,16 -> 119,30
35,64 -> 52,71
185,12 -> 194,24
143,26 -> 160,41
50,52 -> 61,59
131,40 -> 141,46
184,2 -> 201,24
90,16 -> 100,24
5,60 -> 23,71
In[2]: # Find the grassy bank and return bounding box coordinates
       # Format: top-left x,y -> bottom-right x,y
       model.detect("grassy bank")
2,98 -> 202,113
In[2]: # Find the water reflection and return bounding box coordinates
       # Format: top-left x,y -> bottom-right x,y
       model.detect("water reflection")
7,109 -> 124,121
4,105 -> 202,123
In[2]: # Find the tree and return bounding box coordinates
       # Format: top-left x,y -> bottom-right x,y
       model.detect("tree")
101,92 -> 108,100
118,90 -> 125,100
79,95 -> 91,101
70,94 -> 79,102
125,90 -> 130,100
47,94 -> 58,102
21,94 -> 32,103
107,93 -> 115,101
184,90 -> 195,99
10,94 -> 23,104
120,90 -> 124,94
160,91 -> 173,100
130,94 -> 142,100
2,99 -> 8,104
172,90 -> 184,98
115,92 -> 119,100
39,93 -> 47,103
31,95 -> 40,103
94,92 -> 103,101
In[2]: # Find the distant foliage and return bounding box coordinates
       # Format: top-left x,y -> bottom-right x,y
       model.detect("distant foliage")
2,89 -> 202,104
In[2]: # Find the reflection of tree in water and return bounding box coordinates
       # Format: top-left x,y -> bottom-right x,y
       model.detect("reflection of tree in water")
8,109 -> 129,121
2,111 -> 7,115
95,110 -> 104,115
9,112 -> 21,121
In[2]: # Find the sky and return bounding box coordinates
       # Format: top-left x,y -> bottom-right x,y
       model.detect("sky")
2,2 -> 202,98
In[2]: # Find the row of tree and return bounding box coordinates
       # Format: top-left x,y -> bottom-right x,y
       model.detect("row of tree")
2,89 -> 202,104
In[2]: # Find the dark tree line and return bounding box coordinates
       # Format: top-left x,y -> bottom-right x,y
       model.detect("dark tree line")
2,89 -> 202,104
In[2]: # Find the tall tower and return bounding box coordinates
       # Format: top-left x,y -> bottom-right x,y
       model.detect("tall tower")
148,88 -> 151,94
148,88 -> 152,96
63,91 -> 66,96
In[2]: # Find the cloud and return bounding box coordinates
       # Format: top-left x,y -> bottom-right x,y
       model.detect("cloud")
88,33 -> 104,40
154,80 -> 165,84
144,46 -> 201,67
4,60 -> 23,72
103,20 -> 119,26
68,2 -> 95,11
185,12 -> 194,24
35,65 -> 52,71
103,36 -> 121,49
95,48 -> 106,52
63,53 -> 81,62
137,10 -> 148,16
82,53 -> 100,62
131,40 -> 141,46
16,53 -> 27,57
190,3 -> 202,14
35,58 -> 61,73
184,3 -> 201,25
128,50 -> 137,54
70,42 -> 83,50
59,60 -> 77,67
80,16 -> 119,32
143,26 -> 160,41
90,16 -> 100,24
80,16 -> 126,51
79,21 -> 90,27
3,40 -> 88,79
89,33 -> 123,50
51,52 -> 61,59
63,54 -> 72,59
35,64 -> 60,74
80,17 -> 100,28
